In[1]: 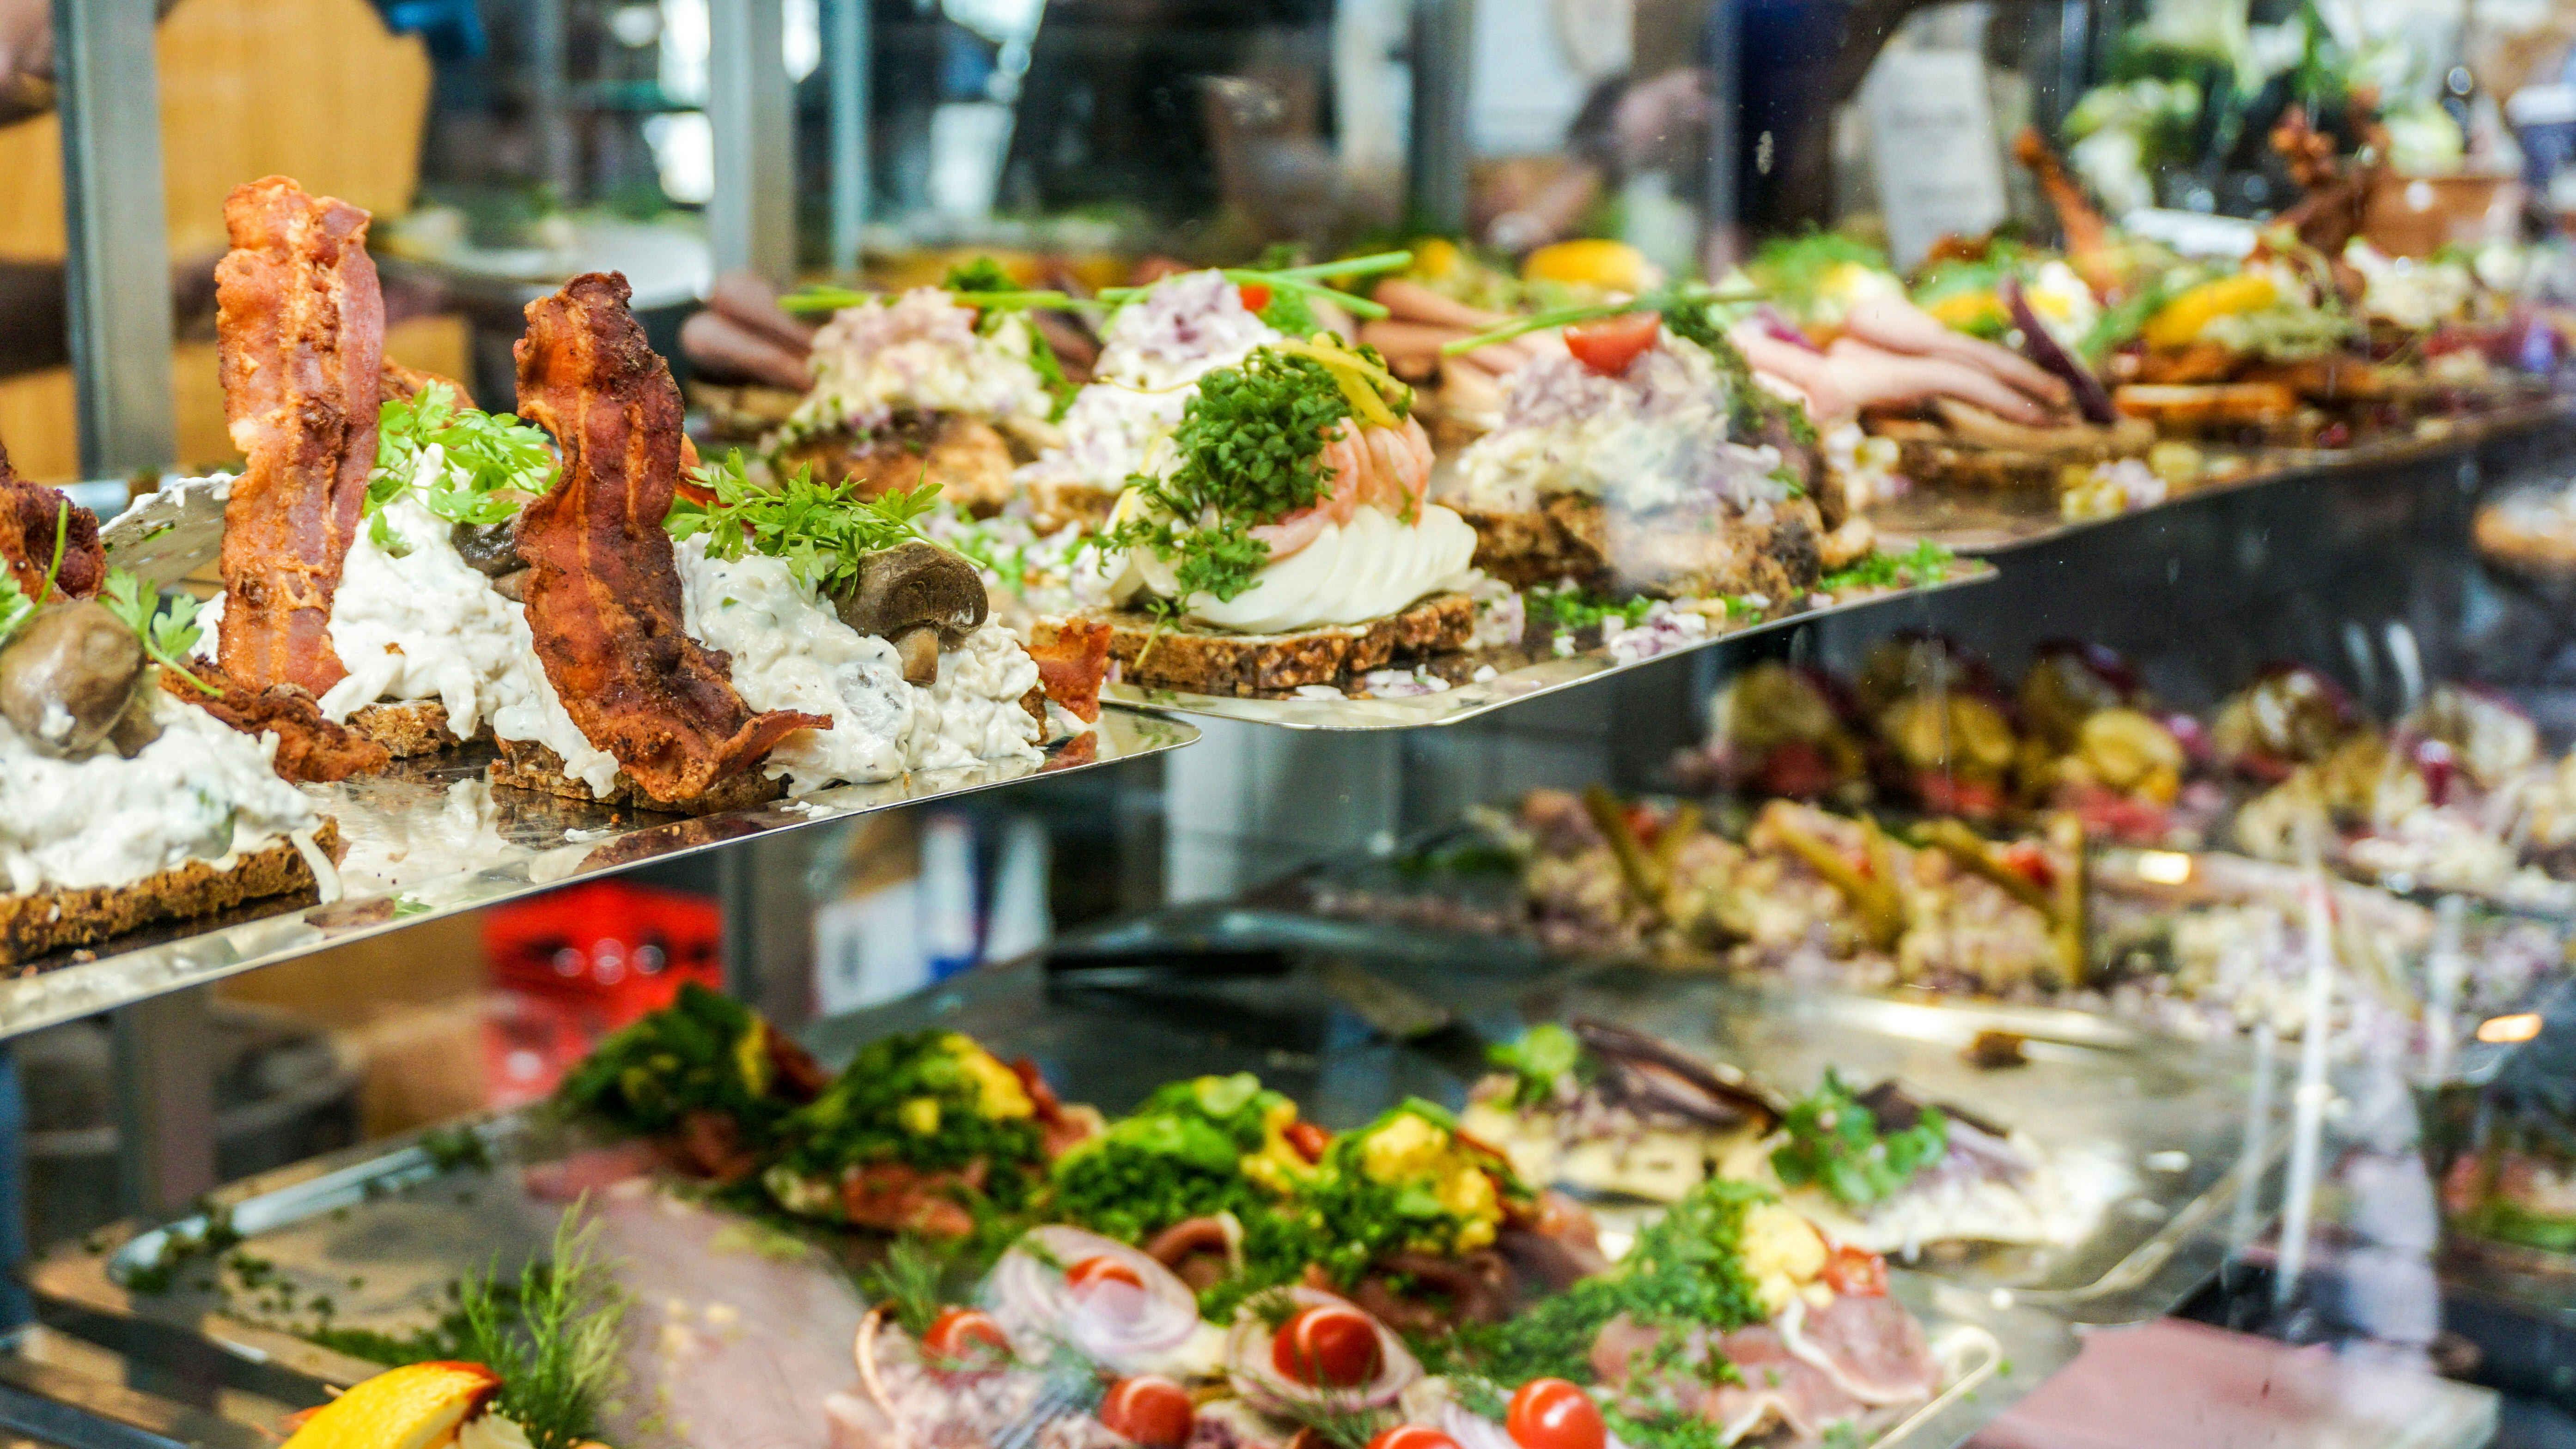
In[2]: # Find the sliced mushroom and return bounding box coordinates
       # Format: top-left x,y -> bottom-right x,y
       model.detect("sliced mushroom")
450,517 -> 527,579
0,600 -> 149,757
831,540 -> 988,648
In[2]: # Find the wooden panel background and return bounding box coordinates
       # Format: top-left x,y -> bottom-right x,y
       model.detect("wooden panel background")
0,0 -> 462,479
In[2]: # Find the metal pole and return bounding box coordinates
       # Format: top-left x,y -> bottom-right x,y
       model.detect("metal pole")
530,0 -> 577,202
112,991 -> 217,1219
708,0 -> 797,284
1701,0 -> 1742,275
2053,0 -> 2092,136
53,0 -> 177,476
828,0 -> 870,277
1405,0 -> 1474,235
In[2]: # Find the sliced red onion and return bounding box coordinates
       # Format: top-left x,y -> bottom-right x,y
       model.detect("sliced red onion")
2000,276 -> 2115,425
984,1225 -> 1203,1372
1224,1288 -> 1422,1414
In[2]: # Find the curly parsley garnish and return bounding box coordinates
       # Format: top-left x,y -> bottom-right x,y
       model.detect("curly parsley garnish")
1100,341 -> 1411,606
99,569 -> 216,694
1770,1069 -> 1948,1210
365,382 -> 557,556
664,451 -> 938,595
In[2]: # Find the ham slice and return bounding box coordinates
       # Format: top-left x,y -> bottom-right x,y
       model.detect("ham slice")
1778,1292 -> 1944,1405
214,176 -> 384,696
1593,1292 -> 1940,1448
512,272 -> 828,803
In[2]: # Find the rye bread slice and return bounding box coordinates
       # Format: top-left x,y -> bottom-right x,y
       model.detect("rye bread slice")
0,818 -> 346,967
1455,493 -> 1823,602
347,699 -> 468,758
488,738 -> 785,817
1097,591 -> 1476,696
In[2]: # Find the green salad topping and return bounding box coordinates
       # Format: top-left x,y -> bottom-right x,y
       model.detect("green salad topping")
1770,1070 -> 1948,1210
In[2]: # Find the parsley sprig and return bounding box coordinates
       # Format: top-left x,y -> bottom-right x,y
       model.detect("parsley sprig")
664,451 -> 938,596
99,570 -> 216,694
1769,1070 -> 1948,1210
365,382 -> 556,556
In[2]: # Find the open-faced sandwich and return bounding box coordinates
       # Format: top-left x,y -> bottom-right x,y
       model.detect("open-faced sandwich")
766,261 -> 1069,514
1443,302 -> 1859,609
0,449 -> 341,964
1079,336 -> 1491,695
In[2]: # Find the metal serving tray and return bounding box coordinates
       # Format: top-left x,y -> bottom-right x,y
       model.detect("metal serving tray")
1104,564 -> 1995,731
35,1104 -> 2074,1449
0,711 -> 1196,1043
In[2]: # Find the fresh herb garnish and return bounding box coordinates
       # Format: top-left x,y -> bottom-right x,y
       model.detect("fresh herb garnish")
454,1213 -> 625,1449
1526,583 -> 1656,637
554,981 -> 804,1146
0,573 -> 31,647
1769,1069 -> 1947,1210
1488,1024 -> 1584,1111
1816,540 -> 1955,594
99,569 -> 216,694
664,451 -> 938,595
365,382 -> 555,555
772,1031 -> 1050,1215
861,1233 -> 957,1337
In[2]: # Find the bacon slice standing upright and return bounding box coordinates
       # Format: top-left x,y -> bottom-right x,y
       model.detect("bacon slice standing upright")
214,176 -> 384,696
0,442 -> 103,602
513,272 -> 826,802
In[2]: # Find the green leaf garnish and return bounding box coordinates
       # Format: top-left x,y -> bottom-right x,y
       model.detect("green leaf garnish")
0,573 -> 32,648
1768,1069 -> 1948,1210
665,451 -> 939,596
366,382 -> 556,553
99,569 -> 217,695
1488,1024 -> 1585,1110
1816,540 -> 1955,594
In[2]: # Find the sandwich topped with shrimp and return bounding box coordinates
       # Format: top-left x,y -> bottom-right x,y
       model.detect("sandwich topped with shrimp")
1078,334 -> 1497,697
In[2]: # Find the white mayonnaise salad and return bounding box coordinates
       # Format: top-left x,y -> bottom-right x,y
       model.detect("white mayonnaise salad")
1450,332 -> 1800,517
675,537 -> 1042,790
779,287 -> 1053,441
1018,271 -> 1279,496
1094,502 -> 1478,633
0,691 -> 320,895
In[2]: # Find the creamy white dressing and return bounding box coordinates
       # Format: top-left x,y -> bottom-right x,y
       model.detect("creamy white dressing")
318,471 -> 543,736
0,692 -> 319,895
912,624 -> 1043,770
489,632 -> 629,799
1099,503 -> 1478,632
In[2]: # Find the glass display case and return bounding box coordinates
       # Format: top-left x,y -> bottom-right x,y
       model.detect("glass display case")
0,0 -> 2570,1445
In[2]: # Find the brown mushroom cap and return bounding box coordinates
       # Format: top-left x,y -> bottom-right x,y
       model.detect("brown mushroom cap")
831,540 -> 987,646
0,600 -> 150,758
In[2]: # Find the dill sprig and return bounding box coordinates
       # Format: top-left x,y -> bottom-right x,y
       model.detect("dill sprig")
860,1233 -> 956,1338
366,382 -> 556,556
455,1212 -> 625,1449
664,451 -> 939,596
99,569 -> 216,694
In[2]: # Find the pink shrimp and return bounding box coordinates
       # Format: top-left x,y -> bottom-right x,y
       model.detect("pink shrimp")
1245,415 -> 1433,561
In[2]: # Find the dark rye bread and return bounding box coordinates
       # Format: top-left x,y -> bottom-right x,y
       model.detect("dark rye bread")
347,699 -> 467,757
1099,591 -> 1476,696
1456,492 -> 1823,602
0,818 -> 345,967
489,738 -> 786,817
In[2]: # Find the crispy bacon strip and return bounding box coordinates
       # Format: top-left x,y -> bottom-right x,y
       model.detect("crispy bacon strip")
214,176 -> 385,696
2012,127 -> 2119,301
513,272 -> 825,802
0,442 -> 103,602
1026,615 -> 1110,722
161,664 -> 390,782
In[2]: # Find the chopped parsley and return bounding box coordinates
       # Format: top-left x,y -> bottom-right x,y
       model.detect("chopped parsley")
99,569 -> 216,694
772,1031 -> 1050,1213
1099,344 -> 1405,606
1816,540 -> 1955,594
365,382 -> 556,555
1525,583 -> 1656,637
1488,1024 -> 1584,1110
1769,1070 -> 1948,1210
1049,1073 -> 1299,1243
554,981 -> 804,1146
664,451 -> 938,595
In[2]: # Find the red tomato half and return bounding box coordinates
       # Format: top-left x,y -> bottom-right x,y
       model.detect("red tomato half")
1506,1378 -> 1606,1449
1563,312 -> 1660,376
1100,1376 -> 1195,1448
1239,282 -> 1274,315
1368,1427 -> 1462,1449
1820,1243 -> 1889,1297
922,1306 -> 1010,1365
1271,1304 -> 1384,1388
1283,1121 -> 1331,1163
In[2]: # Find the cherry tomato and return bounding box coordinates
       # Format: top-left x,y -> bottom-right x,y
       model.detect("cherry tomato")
1283,1121 -> 1331,1164
1099,1376 -> 1195,1448
1239,282 -> 1274,315
1367,1427 -> 1462,1449
1506,1378 -> 1606,1449
1562,312 -> 1661,377
1820,1243 -> 1889,1297
1998,841 -> 2055,890
922,1306 -> 1010,1365
1271,1303 -> 1383,1388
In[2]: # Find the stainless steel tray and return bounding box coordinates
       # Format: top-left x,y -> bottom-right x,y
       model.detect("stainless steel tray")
1104,563 -> 1996,730
35,1109 -> 2078,1449
0,710 -> 1196,1043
